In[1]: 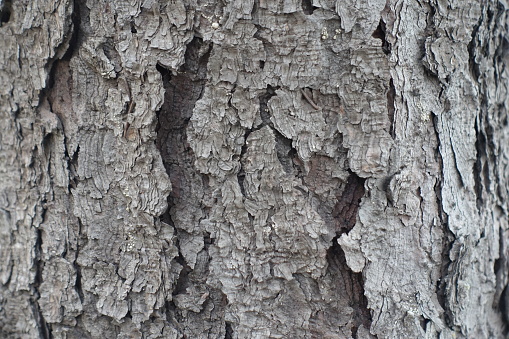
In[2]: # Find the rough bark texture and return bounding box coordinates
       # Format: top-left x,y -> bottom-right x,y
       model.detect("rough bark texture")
1,0 -> 509,338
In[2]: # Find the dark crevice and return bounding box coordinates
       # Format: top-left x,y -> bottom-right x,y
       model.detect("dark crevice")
68,145 -> 79,189
61,0 -> 82,61
237,130 -> 249,197
156,36 -> 218,335
155,34 -> 211,234
33,228 -> 52,339
467,17 -> 482,80
431,113 -> 454,326
259,84 -> 278,126
38,0 -> 80,114
73,217 -> 85,303
274,130 -> 296,174
501,286 -> 509,334
332,172 -> 365,235
495,226 -> 509,322
0,0 -> 12,26
352,325 -> 359,339
172,240 -> 193,297
155,36 -> 212,222
327,238 -> 371,334
327,171 -> 369,335
420,318 -> 430,331
224,321 -> 234,339
130,20 -> 137,33
387,78 -> 395,139
494,34 -> 509,67
372,19 -> 391,55
301,0 -> 318,15
473,119 -> 485,210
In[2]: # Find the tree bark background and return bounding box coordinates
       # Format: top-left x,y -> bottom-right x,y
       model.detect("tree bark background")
1,0 -> 509,338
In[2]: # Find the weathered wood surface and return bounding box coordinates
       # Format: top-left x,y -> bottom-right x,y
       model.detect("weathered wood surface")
1,0 -> 509,338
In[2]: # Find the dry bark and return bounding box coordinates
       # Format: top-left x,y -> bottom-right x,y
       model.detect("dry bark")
1,0 -> 509,338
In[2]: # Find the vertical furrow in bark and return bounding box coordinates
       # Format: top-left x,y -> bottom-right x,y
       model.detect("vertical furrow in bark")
329,172 -> 370,336
34,226 -> 52,339
156,36 -> 228,338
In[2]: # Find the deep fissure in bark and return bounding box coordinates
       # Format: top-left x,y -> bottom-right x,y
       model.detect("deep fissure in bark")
237,130 -> 249,198
332,172 -> 365,234
328,172 -> 371,334
327,239 -> 372,336
34,226 -> 52,339
73,217 -> 85,303
431,112 -> 455,326
469,8 -> 509,323
259,85 -> 278,126
224,321 -> 234,339
387,78 -> 396,139
301,0 -> 317,15
473,119 -> 486,210
495,225 -> 509,333
155,36 -> 211,223
467,19 -> 482,80
500,285 -> 509,334
0,0 -> 12,26
372,19 -> 391,55
156,36 -> 227,335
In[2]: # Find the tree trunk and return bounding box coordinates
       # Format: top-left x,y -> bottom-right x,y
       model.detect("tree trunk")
1,0 -> 508,337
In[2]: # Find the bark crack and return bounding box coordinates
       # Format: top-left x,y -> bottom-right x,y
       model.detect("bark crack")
33,227 -> 52,339
301,0 -> 318,15
332,172 -> 365,235
328,172 -> 371,335
431,112 -> 454,327
387,78 -> 395,139
156,36 -> 229,337
372,19 -> 391,55
0,0 -> 12,26
327,238 -> 372,336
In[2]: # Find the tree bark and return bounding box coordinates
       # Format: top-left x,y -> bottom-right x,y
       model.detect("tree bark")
1,0 -> 508,338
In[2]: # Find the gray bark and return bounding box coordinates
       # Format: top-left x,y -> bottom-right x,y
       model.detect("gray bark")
1,0 -> 508,338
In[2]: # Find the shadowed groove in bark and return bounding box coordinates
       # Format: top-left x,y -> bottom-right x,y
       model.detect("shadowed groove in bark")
224,321 -> 234,339
34,225 -> 52,339
473,119 -> 485,210
387,78 -> 395,139
431,111 -> 455,326
372,19 -> 391,55
501,285 -> 509,335
329,172 -> 371,335
0,0 -> 12,26
332,172 -> 365,234
156,36 -> 230,336
73,218 -> 84,303
301,0 -> 317,15
327,239 -> 372,338
155,36 -> 211,225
